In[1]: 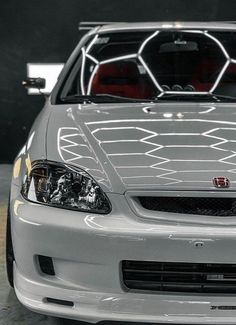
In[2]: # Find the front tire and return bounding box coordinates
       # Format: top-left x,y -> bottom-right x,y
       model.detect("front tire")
6,201 -> 14,287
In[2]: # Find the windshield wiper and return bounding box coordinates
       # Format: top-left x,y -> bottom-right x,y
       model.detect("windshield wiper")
205,93 -> 236,102
61,94 -> 151,103
61,93 -> 236,103
156,93 -> 236,102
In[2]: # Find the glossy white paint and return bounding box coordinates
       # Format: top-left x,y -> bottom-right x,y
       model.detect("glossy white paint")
10,192 -> 236,323
10,22 -> 236,323
47,102 -> 236,193
11,100 -> 236,323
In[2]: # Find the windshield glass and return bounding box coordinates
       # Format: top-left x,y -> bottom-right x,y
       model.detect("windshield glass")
60,29 -> 236,102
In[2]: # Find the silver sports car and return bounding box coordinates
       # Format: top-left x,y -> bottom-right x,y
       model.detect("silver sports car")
7,22 -> 236,323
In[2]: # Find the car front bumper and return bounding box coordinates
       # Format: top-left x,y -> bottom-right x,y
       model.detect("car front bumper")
11,192 -> 236,324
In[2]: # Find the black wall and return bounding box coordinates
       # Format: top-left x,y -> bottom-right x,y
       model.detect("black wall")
1,0 -> 236,162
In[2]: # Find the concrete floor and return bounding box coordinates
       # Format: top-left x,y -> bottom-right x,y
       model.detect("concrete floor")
0,165 -> 91,325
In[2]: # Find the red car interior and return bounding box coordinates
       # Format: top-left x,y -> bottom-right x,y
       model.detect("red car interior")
91,62 -> 155,99
90,59 -> 236,96
192,60 -> 236,92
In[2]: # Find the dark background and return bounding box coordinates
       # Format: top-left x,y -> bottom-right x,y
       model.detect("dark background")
0,0 -> 235,163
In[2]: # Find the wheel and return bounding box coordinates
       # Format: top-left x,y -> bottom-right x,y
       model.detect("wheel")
6,200 -> 14,287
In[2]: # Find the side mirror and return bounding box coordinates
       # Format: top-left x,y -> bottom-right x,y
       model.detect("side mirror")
22,77 -> 46,90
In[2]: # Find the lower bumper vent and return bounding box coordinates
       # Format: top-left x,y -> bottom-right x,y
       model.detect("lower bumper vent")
122,260 -> 236,294
46,297 -> 74,307
38,255 -> 55,276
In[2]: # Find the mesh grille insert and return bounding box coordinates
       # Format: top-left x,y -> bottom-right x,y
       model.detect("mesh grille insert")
139,196 -> 236,216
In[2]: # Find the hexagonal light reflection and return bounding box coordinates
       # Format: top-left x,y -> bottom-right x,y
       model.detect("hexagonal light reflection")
81,29 -> 236,97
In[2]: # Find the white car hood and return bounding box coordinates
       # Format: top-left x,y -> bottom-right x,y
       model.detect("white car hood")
46,102 -> 236,193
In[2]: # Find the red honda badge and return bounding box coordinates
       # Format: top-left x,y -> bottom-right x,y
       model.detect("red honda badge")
213,177 -> 230,188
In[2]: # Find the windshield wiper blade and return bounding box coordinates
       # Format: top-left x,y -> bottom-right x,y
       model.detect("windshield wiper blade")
61,94 -> 150,103
155,93 -> 236,102
209,93 -> 236,101
61,93 -> 236,103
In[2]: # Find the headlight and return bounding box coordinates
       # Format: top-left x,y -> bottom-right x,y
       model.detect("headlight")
21,161 -> 111,214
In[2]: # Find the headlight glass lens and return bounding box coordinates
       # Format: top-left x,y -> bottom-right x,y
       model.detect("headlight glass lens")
21,161 -> 111,214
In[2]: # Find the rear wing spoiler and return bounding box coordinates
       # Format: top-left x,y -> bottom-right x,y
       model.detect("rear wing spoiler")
78,21 -> 236,31
78,21 -> 124,31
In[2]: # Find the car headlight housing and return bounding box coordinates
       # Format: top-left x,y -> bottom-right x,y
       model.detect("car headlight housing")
21,161 -> 111,214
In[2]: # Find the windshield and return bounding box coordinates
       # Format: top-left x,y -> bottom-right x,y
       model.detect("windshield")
60,29 -> 236,102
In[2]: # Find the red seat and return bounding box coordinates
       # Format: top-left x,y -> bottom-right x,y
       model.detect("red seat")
91,62 -> 154,99
192,60 -> 236,91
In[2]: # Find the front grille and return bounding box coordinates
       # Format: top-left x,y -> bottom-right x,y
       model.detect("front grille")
139,196 -> 236,216
122,261 -> 236,293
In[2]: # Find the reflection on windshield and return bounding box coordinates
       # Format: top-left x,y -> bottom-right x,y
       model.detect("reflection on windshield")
62,30 -> 236,101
